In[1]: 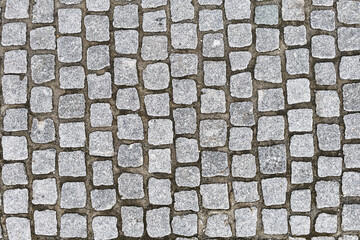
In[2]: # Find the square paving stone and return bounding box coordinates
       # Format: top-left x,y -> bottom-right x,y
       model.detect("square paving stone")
92,216 -> 118,240
262,209 -> 288,235
233,181 -> 259,203
87,45 -> 110,70
171,23 -> 197,49
201,151 -> 228,177
115,30 -> 138,54
4,108 -> 28,132
290,134 -> 314,157
317,124 -> 341,151
313,0 -> 333,6
315,213 -> 338,234
116,88 -> 140,111
312,35 -> 336,59
30,87 -> 53,113
173,108 -> 197,134
32,178 -> 57,205
337,0 -> 360,24
170,53 -> 198,77
174,190 -> 199,212
285,48 -> 309,74
256,28 -> 280,52
343,83 -> 360,111
92,161 -> 114,186
287,78 -> 311,104
261,177 -> 287,206
172,79 -> 197,104
57,37 -> 82,63
342,204 -> 360,231
90,103 -> 113,127
34,210 -> 57,236
5,0 -> 29,19
230,72 -> 252,98
288,109 -> 313,132
232,154 -> 256,178
255,5 -> 278,25
59,122 -> 86,148
4,50 -> 27,74
117,114 -> 144,140
148,119 -> 173,145
282,0 -> 305,21
290,216 -> 311,236
205,214 -> 232,238
310,10 -> 335,31
316,181 -> 340,208
143,10 -> 167,32
113,5 -> 139,28
121,206 -> 144,237
84,15 -> 109,42
31,54 -> 55,84
235,207 -> 257,237
90,189 -> 116,211
259,144 -> 286,174
175,166 -> 200,187
4,189 -> 28,214
200,120 -> 227,147
87,72 -> 112,100
338,27 -> 360,51
203,33 -> 224,57
175,138 -> 199,163
255,56 -> 282,83
225,0 -> 251,20
229,51 -> 252,71
145,93 -> 170,116
198,0 -> 222,5
257,116 -> 285,141
258,88 -> 284,112
60,214 -> 87,238
228,23 -> 252,48
2,136 -> 28,160
118,143 -> 143,168
2,22 -> 27,46
199,9 -> 223,31
172,214 -> 197,237
58,8 -> 82,33
230,102 -> 255,126
292,161 -> 313,184
200,183 -> 229,209
149,149 -> 171,174
315,62 -> 336,85
141,35 -> 168,61
146,208 -> 171,238
344,144 -> 360,168
89,131 -> 114,157
2,75 -> 27,104
201,89 -> 226,113
32,0 -> 54,23
30,118 -> 55,144
118,173 -> 144,199
86,0 -> 110,11
318,156 -> 343,177
316,90 -> 340,117
143,62 -> 170,89
343,172 -> 360,197
204,61 -> 226,86
291,189 -> 311,212
6,218 -> 31,240
32,149 -> 56,175
148,178 -> 172,205
60,182 -> 86,208
142,0 -> 167,8
58,93 -> 85,119
59,66 -> 85,89
2,163 -> 28,185
229,127 -> 253,151
284,25 -> 307,46
30,26 -> 55,50
170,0 -> 194,22
58,151 -> 86,177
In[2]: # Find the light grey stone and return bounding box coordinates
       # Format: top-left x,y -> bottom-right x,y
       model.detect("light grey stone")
175,166 -> 200,187
60,214 -> 87,238
2,22 -> 27,46
315,62 -> 336,85
337,0 -> 360,24
173,108 -> 197,134
256,28 -> 280,52
310,10 -> 335,31
90,189 -> 116,211
33,0 -> 54,23
59,151 -> 86,177
30,118 -> 55,144
317,124 -> 341,151
315,213 -> 337,233
148,119 -> 173,145
90,103 -> 113,127
282,0 -> 305,21
290,134 -> 314,157
88,72 -> 112,99
344,144 -> 360,168
4,189 -> 28,214
59,0 -> 82,4
118,143 -> 143,167
313,0 -> 333,6
343,172 -> 360,196
318,156 -> 342,177
198,0 -> 222,5
285,48 -> 309,74
291,189 -> 311,212
201,89 -> 226,113
312,35 -> 336,59
342,204 -> 360,231
87,45 -> 110,70
292,161 -> 313,184
57,37 -> 82,63
170,0 -> 194,22
316,90 -> 340,117
290,216 -> 311,236
116,88 -> 139,111
58,8 -> 82,33
118,173 -> 144,199
117,114 -> 144,140
255,5 -> 278,25
149,178 -> 172,205
6,217 -> 31,240
233,181 -> 259,203
89,131 -> 114,157
255,55 -> 282,83
2,75 -> 27,104
230,102 -> 255,126
257,116 -> 285,141
204,61 -> 226,86
59,66 -> 85,89
4,50 -> 27,74
288,109 -> 313,132
262,209 -> 288,235
203,33 -> 224,57
143,62 -> 169,90
84,15 -> 109,42
58,93 -> 85,118
115,58 -> 138,86
115,30 -> 138,54
200,183 -> 229,209
31,54 -> 55,84
259,144 -> 287,174
2,136 -> 28,160
338,27 -> 360,51
171,23 -> 197,49
229,51 -> 252,71
284,25 -> 307,46
141,35 -> 168,61
343,83 -> 360,111
92,161 -> 114,186
174,190 -> 199,212
175,138 -> 199,163
229,127 -> 253,151
92,216 -> 118,240
199,9 -> 223,31
235,207 -> 257,237
340,55 -> 360,80
34,210 -> 57,236
338,235 -> 359,240
5,0 -> 29,19
30,26 -> 55,50
143,10 -> 167,32
148,148 -> 171,174
258,88 -> 285,111
30,87 -> 53,113
142,0 -> 166,8
59,122 -> 86,148
228,23 -> 252,47
172,214 -> 197,237
86,0 -> 110,11
113,5 -> 139,28
145,93 -> 170,116
4,108 -> 28,132
170,53 -> 198,77
172,79 -> 197,104
200,120 -> 227,147
2,163 -> 28,185
60,182 -> 86,208
262,177 -> 287,206
205,214 -> 232,238
121,206 -> 144,237
316,181 -> 340,208
230,72 -> 252,98
146,208 -> 171,238
32,149 -> 56,175
201,151 -> 228,177
232,154 -> 256,178
32,178 -> 57,205
225,0 -> 251,20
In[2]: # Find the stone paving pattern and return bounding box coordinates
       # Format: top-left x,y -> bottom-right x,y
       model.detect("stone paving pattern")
1,0 -> 360,239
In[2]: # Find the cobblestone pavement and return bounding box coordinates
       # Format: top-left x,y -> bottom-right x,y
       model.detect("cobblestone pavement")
1,0 -> 360,239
